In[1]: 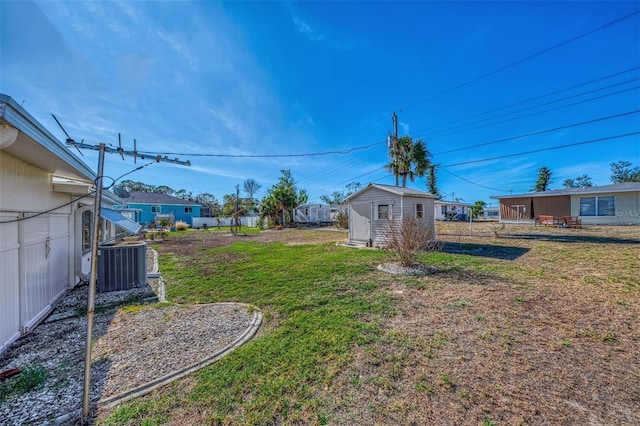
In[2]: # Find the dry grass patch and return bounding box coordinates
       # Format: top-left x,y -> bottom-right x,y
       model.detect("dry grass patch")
100,224 -> 639,425
326,222 -> 640,425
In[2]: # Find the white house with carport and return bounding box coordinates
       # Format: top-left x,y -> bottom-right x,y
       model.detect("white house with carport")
0,94 -> 140,354
346,183 -> 435,247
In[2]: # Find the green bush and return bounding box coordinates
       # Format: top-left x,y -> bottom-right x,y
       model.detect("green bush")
0,364 -> 47,402
335,212 -> 349,229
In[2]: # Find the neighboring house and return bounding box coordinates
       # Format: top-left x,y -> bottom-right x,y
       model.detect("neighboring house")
345,183 -> 435,247
482,205 -> 500,220
434,200 -> 471,221
490,182 -> 640,225
0,94 -> 140,354
293,203 -> 341,224
118,192 -> 203,227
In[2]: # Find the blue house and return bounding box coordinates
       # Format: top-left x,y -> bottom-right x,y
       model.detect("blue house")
117,192 -> 203,227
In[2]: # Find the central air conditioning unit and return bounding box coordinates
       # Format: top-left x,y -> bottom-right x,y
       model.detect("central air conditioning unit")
97,241 -> 147,292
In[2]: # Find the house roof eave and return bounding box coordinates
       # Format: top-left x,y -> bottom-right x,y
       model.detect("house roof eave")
0,94 -> 96,182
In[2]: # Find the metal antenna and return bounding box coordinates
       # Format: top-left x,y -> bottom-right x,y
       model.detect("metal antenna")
51,113 -> 83,156
118,133 -> 124,160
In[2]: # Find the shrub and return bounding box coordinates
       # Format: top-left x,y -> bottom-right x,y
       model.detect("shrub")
0,364 -> 47,402
175,221 -> 189,231
382,218 -> 441,267
335,211 -> 349,229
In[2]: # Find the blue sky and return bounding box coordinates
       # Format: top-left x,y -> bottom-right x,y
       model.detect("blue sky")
1,1 -> 639,205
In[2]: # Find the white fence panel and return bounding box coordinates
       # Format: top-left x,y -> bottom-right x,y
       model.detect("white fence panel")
48,214 -> 70,302
192,216 -> 258,228
19,216 -> 49,330
0,213 -> 20,354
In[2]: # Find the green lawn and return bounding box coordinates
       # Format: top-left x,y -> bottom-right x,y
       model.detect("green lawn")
99,224 -> 640,425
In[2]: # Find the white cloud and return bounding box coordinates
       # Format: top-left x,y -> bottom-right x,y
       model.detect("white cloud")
154,30 -> 196,69
292,15 -> 325,41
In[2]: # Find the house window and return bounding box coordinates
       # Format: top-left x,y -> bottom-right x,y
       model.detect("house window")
377,204 -> 390,220
82,210 -> 92,252
415,203 -> 424,219
598,196 -> 615,216
185,207 -> 193,214
151,205 -> 161,213
441,205 -> 447,215
580,196 -> 615,216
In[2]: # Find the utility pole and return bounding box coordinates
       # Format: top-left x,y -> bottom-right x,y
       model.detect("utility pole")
82,143 -> 105,417
392,111 -> 398,139
389,112 -> 400,186
68,137 -> 190,419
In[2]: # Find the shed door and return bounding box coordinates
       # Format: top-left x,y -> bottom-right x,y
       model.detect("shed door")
350,203 -> 371,242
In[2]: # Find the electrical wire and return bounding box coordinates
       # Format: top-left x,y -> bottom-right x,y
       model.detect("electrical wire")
0,161 -> 157,224
433,109 -> 640,156
441,132 -> 640,167
136,140 -> 383,158
425,85 -> 640,143
438,167 -> 512,192
415,66 -> 640,133
415,77 -> 640,139
394,9 -> 640,112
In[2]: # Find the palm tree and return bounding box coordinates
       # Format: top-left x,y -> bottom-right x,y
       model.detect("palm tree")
385,135 -> 432,187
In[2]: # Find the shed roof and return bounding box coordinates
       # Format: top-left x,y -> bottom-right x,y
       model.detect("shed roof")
125,192 -> 202,206
346,183 -> 435,201
490,182 -> 640,200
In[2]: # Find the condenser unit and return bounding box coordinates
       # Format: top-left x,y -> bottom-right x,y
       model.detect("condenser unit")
97,242 -> 147,292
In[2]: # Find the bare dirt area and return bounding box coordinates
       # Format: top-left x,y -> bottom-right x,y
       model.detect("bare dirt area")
156,227 -> 348,255
328,222 -> 640,425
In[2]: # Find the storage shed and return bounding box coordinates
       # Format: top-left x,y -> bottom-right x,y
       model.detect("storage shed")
346,184 -> 435,247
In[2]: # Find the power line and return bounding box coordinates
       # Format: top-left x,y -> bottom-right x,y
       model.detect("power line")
425,85 -> 640,143
394,9 -> 640,112
441,132 -> 640,167
415,66 -> 640,133
438,167 -> 512,192
280,10 -> 640,177
421,80 -> 640,140
433,109 -> 640,156
138,140 -> 384,158
0,161 -> 157,224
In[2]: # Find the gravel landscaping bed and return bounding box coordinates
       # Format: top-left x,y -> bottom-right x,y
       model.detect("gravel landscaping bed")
0,283 -> 257,425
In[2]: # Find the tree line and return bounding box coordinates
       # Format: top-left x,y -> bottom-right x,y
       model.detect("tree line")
531,160 -> 640,192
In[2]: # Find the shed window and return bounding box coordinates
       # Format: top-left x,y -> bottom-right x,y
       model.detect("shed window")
415,203 -> 424,219
185,207 -> 193,214
580,196 -> 615,216
377,204 -> 390,220
151,205 -> 161,213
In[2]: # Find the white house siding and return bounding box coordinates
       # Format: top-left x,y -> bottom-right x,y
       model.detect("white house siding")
0,151 -> 75,351
349,187 -> 400,245
571,191 -> 640,225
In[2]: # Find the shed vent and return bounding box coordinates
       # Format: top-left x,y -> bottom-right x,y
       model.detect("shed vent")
97,242 -> 147,292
